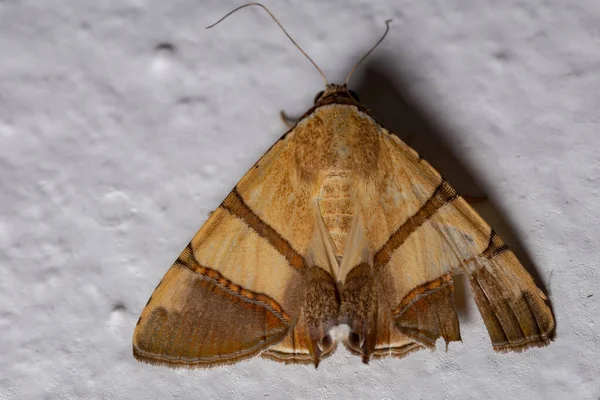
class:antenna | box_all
[344,19,392,86]
[206,3,328,85]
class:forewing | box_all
[133,131,339,368]
[341,124,554,360]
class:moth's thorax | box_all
[293,104,380,173]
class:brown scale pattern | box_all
[133,84,555,369]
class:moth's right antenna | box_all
[207,2,329,85]
[344,19,392,86]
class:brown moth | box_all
[133,3,554,368]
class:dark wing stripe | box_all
[374,180,458,268]
[220,188,306,272]
[391,273,453,317]
[177,243,291,324]
[481,230,509,260]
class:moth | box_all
[133,3,554,368]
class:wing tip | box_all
[343,339,425,362]
[132,348,209,369]
[132,345,260,370]
[260,351,316,366]
[492,333,554,353]
[468,262,556,354]
[260,342,337,367]
[134,345,328,369]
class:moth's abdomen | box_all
[317,171,354,258]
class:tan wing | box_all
[133,130,340,368]
[340,121,555,361]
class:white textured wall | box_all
[1,0,599,398]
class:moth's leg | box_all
[280,110,298,128]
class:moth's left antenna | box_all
[207,2,329,85]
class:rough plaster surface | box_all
[1,0,599,399]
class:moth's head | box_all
[313,84,360,106]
